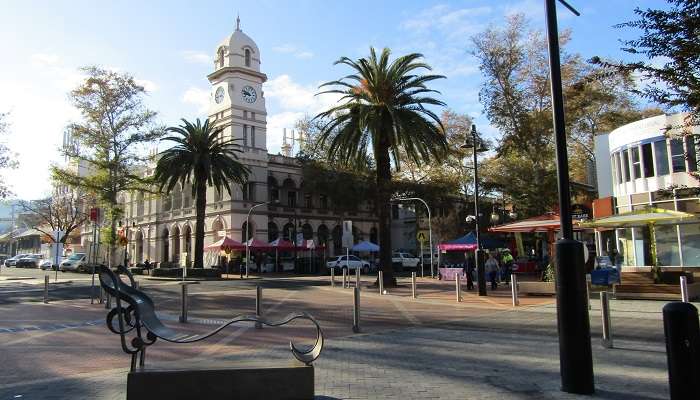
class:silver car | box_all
[59,253,88,272]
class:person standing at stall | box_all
[502,249,514,284]
[485,252,499,290]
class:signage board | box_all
[416,231,428,243]
[571,204,591,220]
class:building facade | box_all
[81,21,379,266]
[594,113,700,268]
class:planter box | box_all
[518,281,556,296]
[150,267,221,279]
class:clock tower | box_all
[207,17,267,155]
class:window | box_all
[218,47,225,68]
[670,139,686,172]
[304,193,312,208]
[244,49,251,67]
[243,125,248,146]
[319,194,328,209]
[686,135,698,172]
[251,126,256,148]
[614,153,623,184]
[287,191,296,207]
[654,140,669,176]
[631,147,641,179]
[243,110,248,119]
[243,183,255,201]
[251,112,256,120]
[270,187,279,202]
[642,143,654,177]
[622,149,631,182]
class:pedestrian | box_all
[143,259,151,273]
[502,249,514,284]
[465,253,475,290]
[485,253,499,290]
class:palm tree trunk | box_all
[194,181,207,268]
[376,142,395,287]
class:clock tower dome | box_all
[208,17,268,155]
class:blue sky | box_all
[0,0,667,199]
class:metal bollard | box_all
[255,285,263,329]
[356,267,361,290]
[44,275,49,304]
[681,276,689,302]
[378,271,384,295]
[179,284,188,323]
[352,287,360,333]
[511,274,519,307]
[663,302,700,399]
[455,274,462,302]
[411,272,417,299]
[330,267,335,287]
[342,268,347,288]
[600,291,613,348]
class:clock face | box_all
[241,85,257,103]
[214,87,225,104]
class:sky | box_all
[0,0,668,200]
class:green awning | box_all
[578,208,698,229]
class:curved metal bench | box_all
[98,265,323,371]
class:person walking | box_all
[502,249,514,284]
[465,253,475,290]
[485,252,499,290]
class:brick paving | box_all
[0,274,677,399]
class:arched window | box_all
[268,176,279,202]
[268,222,279,242]
[161,227,170,263]
[171,226,181,263]
[302,223,313,240]
[218,47,226,68]
[332,225,342,252]
[242,182,255,201]
[317,225,329,246]
[183,186,192,208]
[244,49,251,67]
[162,193,171,211]
[283,222,295,240]
[212,219,224,240]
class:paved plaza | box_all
[0,268,678,399]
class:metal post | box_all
[43,275,49,304]
[355,266,360,290]
[680,276,689,302]
[179,283,188,323]
[601,291,613,349]
[378,270,384,295]
[511,274,519,306]
[663,302,700,399]
[586,280,591,310]
[545,0,593,394]
[342,268,347,288]
[330,267,335,287]
[476,249,486,296]
[412,272,417,299]
[352,287,360,333]
[456,273,462,302]
[255,285,263,329]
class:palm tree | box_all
[315,47,448,286]
[154,119,249,268]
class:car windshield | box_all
[349,256,360,261]
[67,253,85,261]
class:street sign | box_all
[416,231,428,243]
[306,239,315,249]
[296,232,304,246]
[89,208,100,222]
[342,220,353,249]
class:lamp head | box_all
[460,124,488,152]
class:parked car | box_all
[40,257,63,271]
[392,252,421,269]
[326,255,371,274]
[4,254,30,267]
[59,253,88,272]
[16,254,43,268]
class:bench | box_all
[98,265,324,371]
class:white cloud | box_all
[181,50,210,64]
[135,79,158,92]
[181,87,210,114]
[30,53,60,67]
[272,44,314,59]
[401,5,492,39]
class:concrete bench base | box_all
[127,362,314,400]
[518,281,556,296]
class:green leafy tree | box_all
[52,67,164,266]
[154,119,249,268]
[315,48,448,285]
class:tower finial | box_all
[236,14,241,31]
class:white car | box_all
[326,255,371,274]
[392,252,421,269]
[59,253,89,272]
[40,258,63,271]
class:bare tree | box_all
[18,191,89,243]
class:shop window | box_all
[686,135,698,172]
[656,225,681,266]
[680,223,700,267]
[642,143,654,177]
[654,140,669,176]
[631,147,641,179]
[622,149,631,182]
[670,139,686,172]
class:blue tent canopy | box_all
[352,240,380,252]
[440,231,505,251]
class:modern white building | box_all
[594,113,700,269]
[79,20,379,266]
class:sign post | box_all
[52,230,64,283]
[417,231,427,277]
[342,221,354,284]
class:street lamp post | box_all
[544,0,594,394]
[393,197,434,278]
[245,201,276,278]
[462,124,488,296]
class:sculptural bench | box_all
[98,265,323,400]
